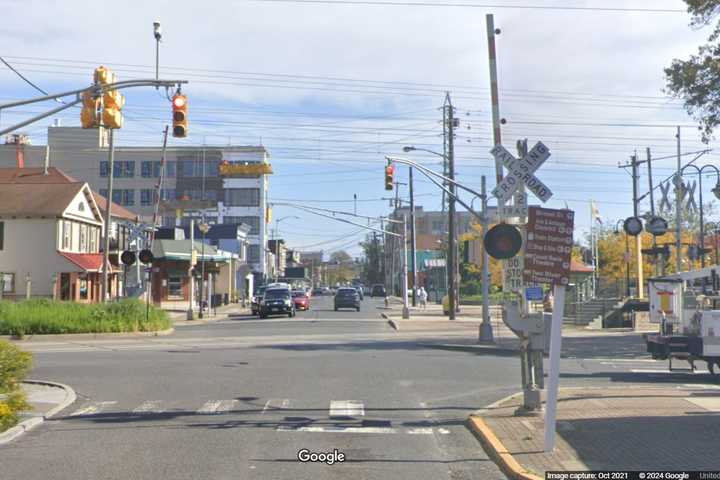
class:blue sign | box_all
[525,287,543,301]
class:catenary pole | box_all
[101,128,116,302]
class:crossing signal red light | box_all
[385,164,394,191]
[484,223,522,260]
[172,94,188,138]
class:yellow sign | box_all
[266,206,272,224]
[191,249,197,267]
[218,162,273,177]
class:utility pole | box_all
[101,129,116,302]
[187,219,195,320]
[479,175,493,342]
[631,154,644,299]
[676,126,682,273]
[409,167,418,307]
[402,214,410,319]
[445,92,457,320]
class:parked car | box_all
[292,290,310,311]
[312,287,324,296]
[251,285,266,315]
[334,287,361,312]
[259,287,295,318]
[370,284,386,297]
[356,285,364,300]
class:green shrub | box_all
[0,299,171,335]
[0,340,32,432]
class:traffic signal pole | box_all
[409,167,418,307]
[101,129,116,302]
[402,215,410,319]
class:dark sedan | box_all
[334,287,360,312]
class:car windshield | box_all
[338,289,356,296]
[292,291,306,298]
[265,289,289,300]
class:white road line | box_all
[197,400,223,414]
[329,400,364,417]
[677,384,720,390]
[262,398,290,414]
[631,369,710,374]
[132,400,164,414]
[69,401,117,417]
[277,426,447,435]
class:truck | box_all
[645,265,720,374]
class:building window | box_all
[122,161,135,178]
[123,189,134,206]
[225,188,260,206]
[247,245,260,263]
[62,221,72,250]
[79,275,88,300]
[141,161,153,178]
[166,161,176,177]
[0,222,3,250]
[79,224,88,252]
[0,273,14,293]
[431,220,444,234]
[100,161,134,178]
[141,189,154,206]
[168,276,183,299]
[100,161,108,177]
[161,189,176,201]
[224,216,259,234]
[89,226,98,252]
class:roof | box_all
[0,183,86,217]
[151,239,233,262]
[92,193,137,221]
[58,252,110,272]
[0,167,77,183]
[570,260,594,273]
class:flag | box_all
[590,200,602,224]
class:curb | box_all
[1,327,174,342]
[418,343,519,355]
[0,380,76,446]
[467,415,543,480]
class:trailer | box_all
[645,266,720,374]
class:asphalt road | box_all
[1,295,714,480]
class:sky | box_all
[0,0,716,259]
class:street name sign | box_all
[490,142,553,203]
[523,207,574,286]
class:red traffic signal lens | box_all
[172,95,186,109]
[484,223,522,260]
[385,165,394,175]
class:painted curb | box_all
[0,380,77,446]
[467,415,543,480]
[418,343,519,355]
[1,327,174,342]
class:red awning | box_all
[570,260,594,273]
[58,252,113,272]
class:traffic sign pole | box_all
[543,283,565,452]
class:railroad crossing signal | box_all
[172,93,188,138]
[490,141,553,203]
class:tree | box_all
[360,233,384,285]
[327,250,356,285]
[665,1,720,141]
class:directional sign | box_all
[523,207,574,286]
[490,142,553,203]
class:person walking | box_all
[419,286,428,310]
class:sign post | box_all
[522,206,574,453]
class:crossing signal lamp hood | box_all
[484,223,522,260]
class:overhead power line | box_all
[248,0,684,13]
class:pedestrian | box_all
[419,286,428,309]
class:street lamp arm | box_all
[385,155,486,201]
[404,146,446,159]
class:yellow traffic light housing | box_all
[94,66,115,86]
[80,91,100,129]
[102,89,124,129]
[385,164,394,191]
[172,94,188,138]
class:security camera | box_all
[153,21,162,41]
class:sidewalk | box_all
[168,302,251,325]
[469,385,720,478]
[0,380,76,445]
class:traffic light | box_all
[80,90,100,129]
[385,164,394,190]
[138,249,154,264]
[172,93,188,138]
[102,89,124,130]
[120,251,137,266]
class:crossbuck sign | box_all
[490,142,553,203]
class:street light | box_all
[403,146,446,159]
[197,221,210,319]
[615,219,631,298]
[274,216,300,281]
[153,21,162,84]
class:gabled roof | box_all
[0,183,87,217]
[0,167,136,221]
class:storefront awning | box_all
[58,252,115,272]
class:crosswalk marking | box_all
[197,400,237,414]
[132,400,164,414]
[262,398,290,414]
[69,401,117,417]
[631,369,710,374]
[329,400,364,417]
